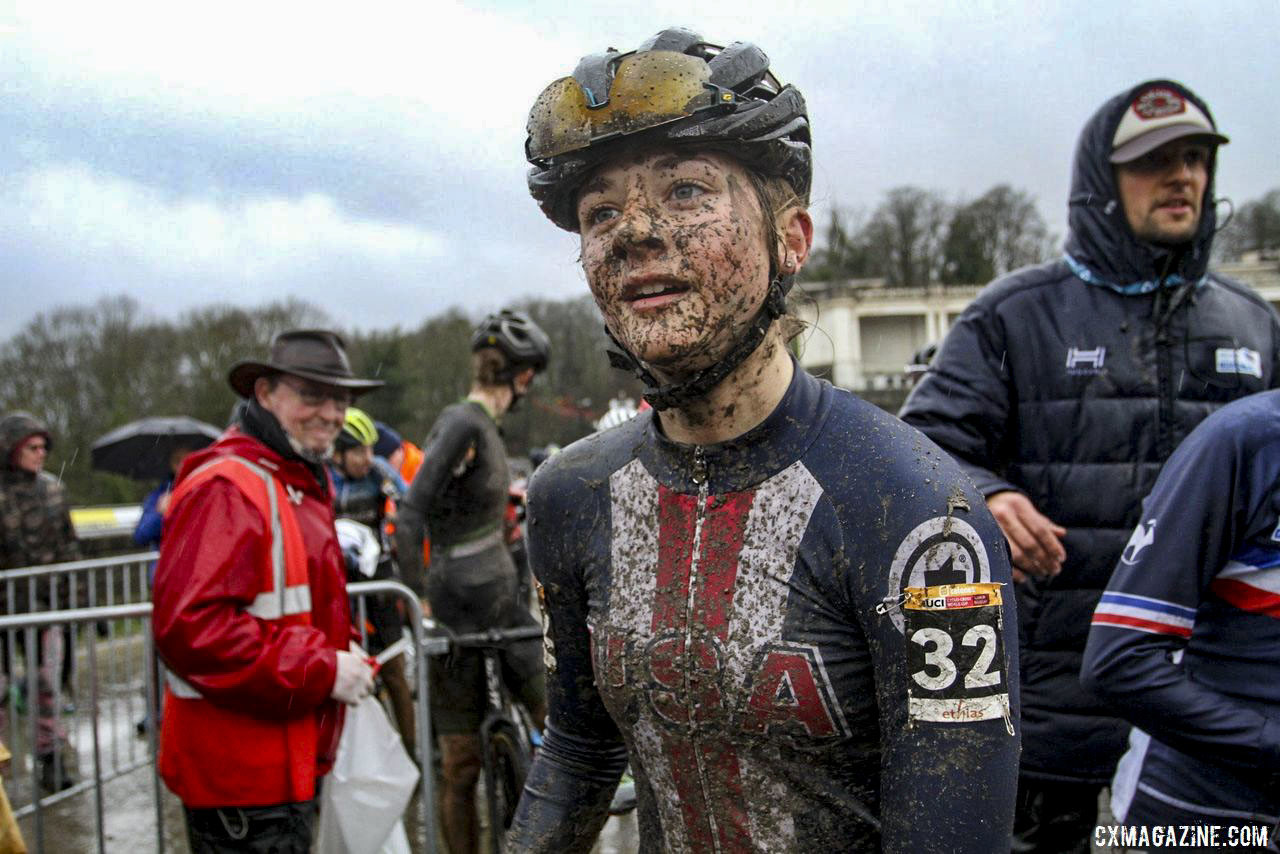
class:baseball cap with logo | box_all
[1110,83,1229,164]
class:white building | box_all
[795,258,1280,394]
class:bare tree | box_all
[801,206,878,282]
[941,184,1056,284]
[1215,188,1280,262]
[866,187,951,286]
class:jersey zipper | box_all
[683,445,722,850]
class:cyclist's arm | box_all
[508,464,627,853]
[1082,406,1280,770]
[864,486,1021,852]
[394,412,477,596]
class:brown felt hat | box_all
[227,329,384,399]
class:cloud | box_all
[0,162,449,320]
[14,161,443,268]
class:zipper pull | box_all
[691,447,708,487]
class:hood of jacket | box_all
[0,411,52,473]
[1064,79,1222,294]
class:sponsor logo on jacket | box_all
[1066,346,1106,376]
[1215,347,1262,379]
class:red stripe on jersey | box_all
[693,490,757,639]
[1092,613,1192,637]
[652,486,698,634]
[651,485,758,849]
[664,738,716,850]
[1210,577,1280,617]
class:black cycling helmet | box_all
[525,27,812,232]
[471,310,551,375]
[525,29,812,411]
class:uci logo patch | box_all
[1215,347,1262,379]
[1066,346,1106,376]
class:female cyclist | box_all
[395,310,550,854]
[511,28,1020,853]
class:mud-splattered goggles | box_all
[526,50,750,162]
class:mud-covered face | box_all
[576,149,773,374]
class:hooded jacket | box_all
[151,401,350,806]
[0,411,80,612]
[900,79,1280,783]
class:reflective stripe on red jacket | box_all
[154,431,348,808]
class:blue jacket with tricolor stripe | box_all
[510,366,1021,853]
[1082,389,1280,821]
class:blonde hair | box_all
[742,169,807,342]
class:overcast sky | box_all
[2,0,1276,339]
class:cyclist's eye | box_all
[671,183,705,202]
[586,205,620,227]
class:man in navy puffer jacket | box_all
[901,80,1280,852]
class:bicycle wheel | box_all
[481,718,532,852]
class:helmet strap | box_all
[605,274,792,412]
[506,377,524,413]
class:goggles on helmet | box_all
[526,50,768,163]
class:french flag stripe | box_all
[1217,561,1280,594]
[1098,592,1196,620]
[1227,546,1280,571]
[1210,578,1280,618]
[1091,613,1192,638]
[1093,599,1193,636]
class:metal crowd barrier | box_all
[0,553,436,853]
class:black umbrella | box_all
[91,416,222,480]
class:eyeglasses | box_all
[527,50,747,162]
[279,377,354,408]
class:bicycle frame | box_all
[422,622,542,854]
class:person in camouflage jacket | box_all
[0,410,81,791]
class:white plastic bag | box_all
[315,696,419,854]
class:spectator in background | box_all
[0,411,81,792]
[329,407,416,758]
[132,444,201,552]
[372,422,412,495]
[901,79,1280,852]
[375,420,426,569]
[152,330,379,852]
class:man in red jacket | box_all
[153,329,382,853]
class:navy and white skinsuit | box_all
[1083,390,1280,827]
[510,366,1021,853]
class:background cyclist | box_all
[328,406,416,759]
[394,310,550,854]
